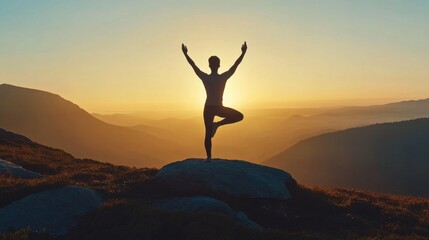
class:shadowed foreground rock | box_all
[155,158,295,200]
[0,186,104,236]
[153,196,262,229]
[0,159,44,179]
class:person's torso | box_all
[201,74,227,106]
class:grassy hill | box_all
[0,128,428,239]
[266,118,429,197]
[0,84,186,167]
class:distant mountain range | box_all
[0,84,185,167]
[94,97,429,163]
[265,118,429,197]
[319,99,429,119]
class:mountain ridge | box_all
[0,84,185,167]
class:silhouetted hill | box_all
[266,118,429,197]
[0,84,185,167]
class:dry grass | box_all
[287,186,429,238]
[0,138,157,208]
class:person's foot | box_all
[211,122,219,138]
[206,156,211,162]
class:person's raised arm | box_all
[182,43,206,79]
[222,41,247,80]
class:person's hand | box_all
[182,43,188,55]
[241,41,247,54]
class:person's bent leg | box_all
[203,106,215,159]
[215,106,244,127]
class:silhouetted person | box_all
[182,42,247,159]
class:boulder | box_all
[153,196,262,229]
[0,186,104,236]
[155,158,294,199]
[0,159,44,179]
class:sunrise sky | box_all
[1,0,429,113]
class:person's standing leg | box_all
[203,106,215,159]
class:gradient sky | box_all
[1,0,429,113]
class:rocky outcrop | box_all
[155,158,295,200]
[0,186,104,236]
[153,196,262,229]
[0,159,43,179]
[152,159,296,229]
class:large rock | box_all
[0,159,44,179]
[153,196,262,229]
[155,159,295,199]
[0,186,104,236]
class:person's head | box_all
[208,56,220,71]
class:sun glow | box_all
[1,1,429,113]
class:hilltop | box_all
[0,128,428,239]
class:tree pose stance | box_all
[182,42,247,159]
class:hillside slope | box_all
[266,118,429,197]
[0,84,185,167]
[0,128,156,208]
